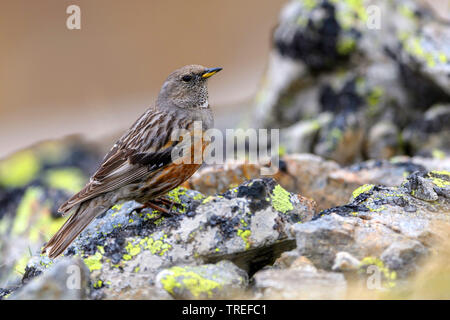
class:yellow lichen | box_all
[44,168,86,193]
[237,229,251,250]
[0,150,40,188]
[159,266,222,298]
[352,184,375,199]
[270,184,293,214]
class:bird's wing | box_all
[58,108,191,213]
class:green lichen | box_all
[431,149,445,160]
[403,35,445,68]
[337,37,356,55]
[14,254,30,275]
[84,251,103,272]
[270,184,293,214]
[159,266,222,298]
[12,187,41,235]
[93,280,103,289]
[352,184,375,199]
[0,150,40,188]
[167,187,185,204]
[367,86,383,107]
[237,229,251,250]
[202,196,215,204]
[427,171,450,188]
[125,241,141,257]
[44,168,86,193]
[360,256,397,289]
[111,203,124,212]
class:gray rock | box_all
[366,122,401,160]
[395,22,450,109]
[156,260,247,299]
[9,258,89,300]
[380,240,428,278]
[253,265,347,299]
[24,178,315,299]
[293,170,449,279]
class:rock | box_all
[293,170,449,279]
[332,251,361,272]
[283,154,345,210]
[394,22,450,109]
[403,104,450,158]
[253,0,450,164]
[156,260,247,299]
[22,178,315,299]
[186,154,448,212]
[366,122,401,160]
[280,114,331,154]
[253,264,346,299]
[184,159,296,196]
[253,0,424,130]
[9,258,89,300]
[380,239,428,278]
[0,138,101,286]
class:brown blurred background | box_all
[0,0,287,157]
[0,0,448,158]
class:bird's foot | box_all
[139,197,182,217]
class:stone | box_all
[293,170,449,279]
[253,266,346,300]
[156,260,248,299]
[9,258,89,300]
[18,178,315,299]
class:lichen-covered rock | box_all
[184,159,296,196]
[185,154,448,212]
[156,260,247,299]
[293,170,450,280]
[9,258,89,300]
[394,22,450,109]
[0,138,101,287]
[253,0,448,164]
[18,178,314,299]
[253,0,424,130]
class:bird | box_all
[42,65,222,258]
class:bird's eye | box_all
[182,75,193,82]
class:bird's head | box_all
[157,65,222,110]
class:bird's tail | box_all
[42,201,106,259]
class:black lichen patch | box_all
[0,187,25,220]
[397,62,450,111]
[403,171,428,193]
[314,204,369,220]
[274,1,353,71]
[236,179,271,212]
[22,265,43,284]
[320,78,365,114]
[407,111,450,134]
[0,287,17,300]
[207,214,242,241]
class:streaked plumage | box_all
[43,65,221,258]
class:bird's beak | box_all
[202,67,222,79]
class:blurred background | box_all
[0,0,449,299]
[0,0,288,157]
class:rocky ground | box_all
[0,139,448,299]
[0,0,449,300]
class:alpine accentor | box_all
[43,65,222,258]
